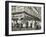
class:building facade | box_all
[12,11,41,31]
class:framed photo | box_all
[5,1,45,36]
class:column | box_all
[28,21,32,27]
[23,23,26,27]
[32,21,35,28]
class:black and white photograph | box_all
[5,1,45,36]
[12,6,41,31]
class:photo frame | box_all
[5,1,45,36]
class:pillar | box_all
[23,23,26,27]
[28,21,32,27]
[32,21,35,28]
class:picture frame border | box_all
[5,1,45,36]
